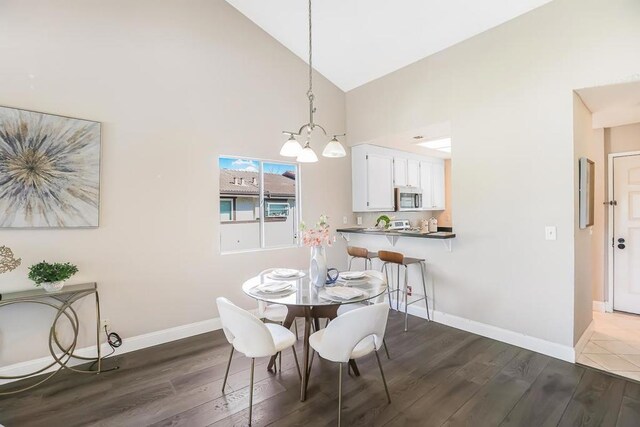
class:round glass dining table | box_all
[242,269,387,401]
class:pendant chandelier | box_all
[280,0,346,163]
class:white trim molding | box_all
[398,302,576,363]
[0,317,222,385]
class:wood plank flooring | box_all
[1,311,640,426]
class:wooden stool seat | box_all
[347,246,378,270]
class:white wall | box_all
[0,0,350,366]
[346,0,640,348]
[573,94,604,342]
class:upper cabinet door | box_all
[420,161,434,208]
[367,153,395,210]
[407,159,420,187]
[432,162,445,209]
[393,157,408,187]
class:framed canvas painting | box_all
[0,106,101,228]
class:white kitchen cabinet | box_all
[352,144,445,212]
[393,157,408,186]
[407,159,420,187]
[352,145,395,211]
[420,160,446,210]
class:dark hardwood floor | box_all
[2,311,639,426]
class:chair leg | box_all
[294,319,299,339]
[249,357,255,426]
[383,339,390,359]
[291,346,302,380]
[348,257,353,271]
[338,362,343,427]
[221,346,234,392]
[396,264,400,311]
[375,351,391,404]
[403,265,409,332]
[420,261,431,321]
[383,263,393,309]
[278,351,282,372]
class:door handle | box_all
[618,243,626,250]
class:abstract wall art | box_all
[0,106,101,228]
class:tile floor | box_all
[577,310,640,381]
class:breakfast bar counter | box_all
[336,227,456,239]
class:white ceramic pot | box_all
[42,281,65,293]
[309,246,327,287]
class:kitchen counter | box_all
[336,227,456,239]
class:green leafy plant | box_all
[28,261,78,286]
[375,215,392,228]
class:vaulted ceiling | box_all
[226,0,554,91]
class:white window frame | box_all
[219,155,301,255]
[266,202,291,218]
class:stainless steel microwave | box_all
[395,187,422,211]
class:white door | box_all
[394,157,408,186]
[367,153,395,210]
[613,155,640,314]
[407,160,420,187]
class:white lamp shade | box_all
[280,136,303,157]
[322,138,347,158]
[296,145,319,163]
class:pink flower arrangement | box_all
[300,214,334,247]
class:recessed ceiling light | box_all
[416,137,451,150]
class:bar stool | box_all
[347,246,379,270]
[378,250,430,332]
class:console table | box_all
[0,282,106,395]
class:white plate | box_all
[324,286,366,300]
[340,271,366,280]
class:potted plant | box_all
[28,261,79,292]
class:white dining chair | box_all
[335,270,390,359]
[309,303,391,426]
[216,297,301,426]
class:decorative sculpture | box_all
[0,245,21,274]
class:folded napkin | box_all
[340,271,366,280]
[325,286,365,300]
[271,268,300,278]
[256,281,295,293]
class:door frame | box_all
[606,150,640,312]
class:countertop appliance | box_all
[395,187,422,211]
[388,219,411,230]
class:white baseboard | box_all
[0,317,223,385]
[391,298,575,363]
[593,301,606,313]
[574,320,594,358]
[2,301,579,385]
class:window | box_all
[266,202,290,218]
[219,156,299,253]
[220,199,233,222]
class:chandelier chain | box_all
[307,0,313,99]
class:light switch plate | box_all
[343,216,348,224]
[545,226,557,241]
[356,216,363,225]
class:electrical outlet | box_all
[343,216,348,224]
[356,216,363,225]
[545,226,557,241]
[100,319,111,331]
